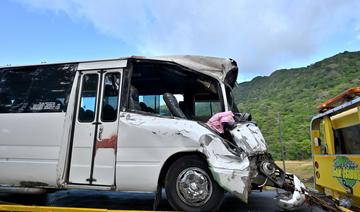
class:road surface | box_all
[0,189,323,211]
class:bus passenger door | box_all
[92,70,122,185]
[69,70,122,186]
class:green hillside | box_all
[234,51,360,160]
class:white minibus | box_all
[0,56,304,211]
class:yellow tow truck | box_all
[310,87,360,211]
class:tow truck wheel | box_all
[165,155,224,212]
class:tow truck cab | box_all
[311,87,360,211]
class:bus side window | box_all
[0,64,76,113]
[78,74,98,122]
[101,73,120,122]
[193,94,222,122]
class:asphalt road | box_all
[0,189,323,211]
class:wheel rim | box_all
[176,167,213,207]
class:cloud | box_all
[13,0,360,78]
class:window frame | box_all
[100,71,121,122]
[77,73,100,123]
[0,64,76,113]
[126,60,226,121]
[194,99,222,118]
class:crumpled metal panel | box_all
[145,55,237,83]
[198,134,254,203]
[230,123,267,156]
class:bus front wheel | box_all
[165,155,224,212]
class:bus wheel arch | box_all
[158,152,224,211]
[157,151,208,189]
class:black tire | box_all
[165,155,224,212]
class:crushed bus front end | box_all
[146,56,309,210]
[199,112,306,210]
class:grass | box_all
[274,160,314,188]
[275,160,314,180]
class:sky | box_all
[1,0,360,82]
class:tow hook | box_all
[256,156,306,210]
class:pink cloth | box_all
[206,111,235,133]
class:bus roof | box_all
[0,55,238,86]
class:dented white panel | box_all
[115,111,258,200]
[199,134,253,202]
[116,112,207,191]
[230,123,267,155]
[146,55,237,82]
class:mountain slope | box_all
[233,51,360,160]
